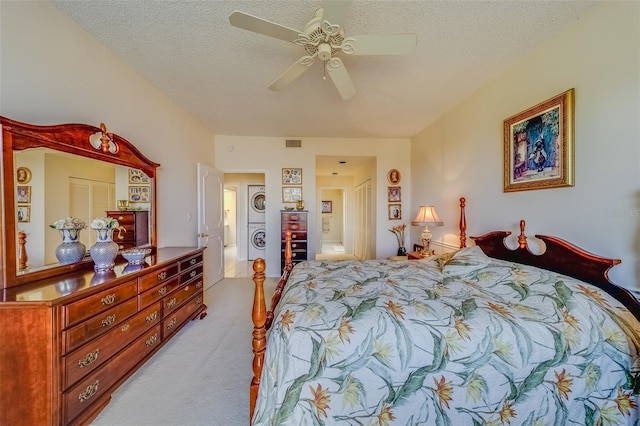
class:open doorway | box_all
[319,188,346,255]
[223,173,265,278]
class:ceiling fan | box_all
[229,0,417,100]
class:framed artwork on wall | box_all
[321,201,332,213]
[129,186,151,203]
[388,186,401,202]
[16,167,32,184]
[282,168,302,185]
[16,186,31,204]
[388,204,401,220]
[282,186,302,203]
[387,169,401,185]
[17,206,30,223]
[504,88,575,192]
[129,168,150,184]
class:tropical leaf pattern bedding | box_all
[252,247,640,425]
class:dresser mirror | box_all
[1,116,159,288]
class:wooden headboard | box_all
[462,199,640,321]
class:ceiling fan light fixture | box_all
[318,43,332,61]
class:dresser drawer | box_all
[180,253,203,270]
[281,213,307,222]
[162,291,205,338]
[108,212,135,224]
[63,325,162,425]
[282,222,307,232]
[63,280,137,327]
[162,277,203,316]
[281,230,307,241]
[282,241,307,251]
[139,277,180,309]
[63,302,161,388]
[138,262,179,292]
[180,264,203,284]
[63,298,138,353]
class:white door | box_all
[197,163,224,289]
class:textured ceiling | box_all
[52,0,598,140]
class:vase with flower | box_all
[89,217,123,272]
[50,217,87,264]
[389,223,407,256]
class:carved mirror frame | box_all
[0,116,159,288]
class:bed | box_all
[250,198,639,425]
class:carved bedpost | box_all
[250,258,266,423]
[284,228,293,271]
[17,231,28,270]
[518,220,528,249]
[459,197,467,248]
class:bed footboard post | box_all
[459,197,467,248]
[250,258,266,423]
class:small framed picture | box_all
[16,186,31,204]
[16,167,32,184]
[387,169,401,185]
[128,168,150,184]
[282,168,302,185]
[321,201,332,213]
[388,204,402,220]
[387,186,401,202]
[17,206,30,223]
[129,186,151,203]
[282,186,302,203]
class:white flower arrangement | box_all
[90,217,120,230]
[49,217,86,230]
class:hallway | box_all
[224,243,358,278]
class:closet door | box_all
[69,178,115,248]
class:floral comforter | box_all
[252,248,640,425]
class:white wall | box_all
[1,1,215,248]
[411,2,640,290]
[215,136,411,276]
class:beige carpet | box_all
[90,277,277,426]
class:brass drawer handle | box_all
[78,380,99,402]
[291,234,297,239]
[101,294,116,305]
[292,243,297,248]
[196,296,203,305]
[101,314,116,327]
[120,323,130,332]
[158,286,167,296]
[145,311,158,322]
[78,349,99,368]
[190,258,197,266]
[117,215,124,220]
[157,271,167,281]
[190,270,197,278]
[145,333,158,347]
[166,298,177,309]
[166,318,177,330]
[292,253,297,258]
[196,281,202,289]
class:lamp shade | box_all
[411,205,443,226]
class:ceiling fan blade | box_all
[326,58,356,100]
[321,0,352,28]
[344,34,417,55]
[269,55,316,91]
[229,11,301,43]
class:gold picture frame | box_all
[16,186,31,204]
[16,167,32,184]
[17,206,30,223]
[504,88,575,192]
[129,186,151,203]
[388,204,402,220]
[282,186,302,203]
[282,168,302,185]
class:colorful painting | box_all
[504,89,574,192]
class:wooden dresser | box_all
[280,211,308,272]
[106,210,150,250]
[0,247,207,426]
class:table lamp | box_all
[412,205,443,256]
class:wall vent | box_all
[285,139,302,148]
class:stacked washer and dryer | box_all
[248,185,266,260]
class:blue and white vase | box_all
[90,228,119,272]
[55,228,86,265]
